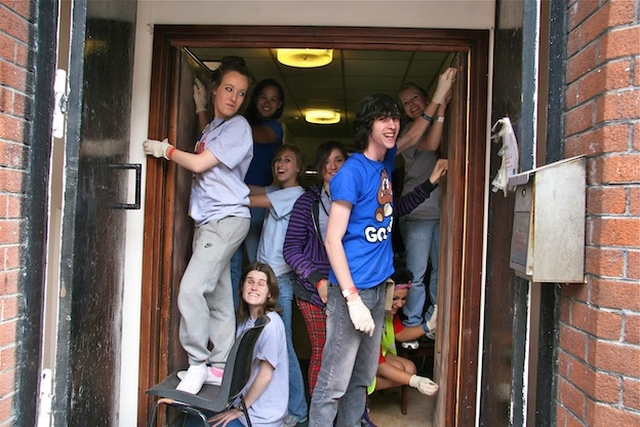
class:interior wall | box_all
[123,1,496,426]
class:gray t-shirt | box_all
[401,143,441,220]
[189,116,253,227]
[257,185,305,276]
[236,311,288,427]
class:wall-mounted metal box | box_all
[508,156,586,283]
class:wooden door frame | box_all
[138,25,488,426]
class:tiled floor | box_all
[369,387,435,426]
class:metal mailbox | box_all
[508,156,586,283]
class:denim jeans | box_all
[230,207,266,310]
[277,271,309,419]
[309,283,386,427]
[399,217,439,326]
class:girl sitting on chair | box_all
[210,262,289,427]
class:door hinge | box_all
[37,368,53,427]
[53,69,68,139]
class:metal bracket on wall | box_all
[108,163,142,210]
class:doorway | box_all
[139,25,488,427]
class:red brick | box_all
[556,405,568,427]
[6,195,21,218]
[630,187,640,216]
[0,8,29,44]
[626,313,640,345]
[570,124,629,156]
[588,337,640,377]
[14,41,27,68]
[5,246,20,270]
[567,43,598,84]
[566,81,581,110]
[0,320,16,347]
[566,101,596,136]
[0,169,23,192]
[12,91,25,117]
[589,155,640,185]
[0,60,27,91]
[560,323,589,359]
[589,216,640,246]
[558,349,572,378]
[0,114,24,143]
[591,277,640,310]
[0,220,19,245]
[600,26,640,62]
[0,270,19,294]
[0,347,15,372]
[580,60,632,102]
[628,250,640,280]
[568,27,582,57]
[566,411,586,427]
[571,357,621,402]
[572,300,623,339]
[587,186,627,215]
[12,0,31,19]
[587,399,640,427]
[596,90,640,122]
[0,141,24,168]
[561,282,590,304]
[623,377,640,411]
[0,369,14,397]
[0,395,13,424]
[585,246,624,277]
[1,296,18,320]
[0,33,15,63]
[568,0,601,31]
[580,4,612,48]
[558,376,587,419]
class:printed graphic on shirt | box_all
[374,169,394,222]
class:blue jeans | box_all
[277,271,309,419]
[399,217,439,327]
[230,207,266,310]
[309,283,386,427]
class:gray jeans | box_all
[178,216,250,366]
[309,283,386,427]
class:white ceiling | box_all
[188,47,456,142]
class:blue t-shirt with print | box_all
[244,119,284,186]
[328,146,397,289]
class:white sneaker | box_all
[401,340,419,350]
[175,363,207,394]
[177,365,224,387]
[426,305,438,339]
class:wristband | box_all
[420,112,433,122]
[166,146,176,160]
[436,116,445,123]
[341,287,358,298]
[316,279,327,290]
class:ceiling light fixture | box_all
[277,49,333,68]
[305,110,341,125]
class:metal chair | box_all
[146,315,270,427]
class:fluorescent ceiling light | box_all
[277,49,333,68]
[305,110,341,125]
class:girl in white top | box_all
[142,56,254,395]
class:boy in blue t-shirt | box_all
[309,73,452,425]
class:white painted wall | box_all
[121,1,495,425]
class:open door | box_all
[139,26,488,427]
[139,47,211,424]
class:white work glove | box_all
[431,68,457,104]
[193,78,208,113]
[409,375,439,396]
[142,138,172,160]
[346,296,375,336]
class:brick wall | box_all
[0,0,31,424]
[559,0,640,426]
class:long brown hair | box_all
[237,262,280,322]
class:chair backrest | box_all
[225,315,270,403]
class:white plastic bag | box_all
[490,117,519,195]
